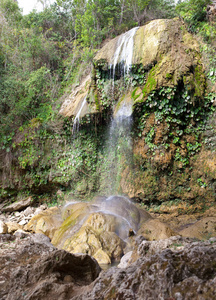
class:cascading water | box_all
[56,28,149,265]
[72,96,87,134]
[111,27,139,79]
[100,27,138,195]
[101,102,133,195]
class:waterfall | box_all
[72,96,87,134]
[111,27,139,79]
[100,27,138,195]
[102,27,139,194]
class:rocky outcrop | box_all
[94,18,205,100]
[1,196,33,212]
[74,237,216,300]
[0,233,101,300]
[59,75,94,117]
[60,18,205,123]
[52,197,152,265]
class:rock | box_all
[53,211,126,265]
[0,233,15,243]
[26,206,63,239]
[14,229,29,238]
[179,216,216,240]
[23,206,35,217]
[2,196,33,213]
[93,248,111,265]
[138,218,177,241]
[118,251,133,268]
[0,214,7,222]
[59,75,96,118]
[18,219,27,226]
[94,19,204,98]
[207,2,216,23]
[0,234,101,300]
[6,221,22,234]
[34,204,48,215]
[75,238,216,299]
[0,221,7,234]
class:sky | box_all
[17,0,56,15]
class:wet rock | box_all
[74,238,216,300]
[2,196,33,213]
[0,221,7,234]
[26,206,63,239]
[0,234,101,300]
[53,211,126,265]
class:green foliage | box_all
[176,0,216,46]
[176,0,211,32]
[134,84,213,169]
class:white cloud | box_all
[17,0,56,15]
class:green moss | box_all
[142,66,157,99]
[194,63,206,98]
[166,73,173,79]
[94,92,100,111]
[52,214,77,246]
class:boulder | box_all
[179,216,216,240]
[0,234,101,300]
[138,218,177,241]
[61,221,125,264]
[75,238,216,299]
[2,196,33,213]
[26,206,63,239]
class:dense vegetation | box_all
[0,0,215,205]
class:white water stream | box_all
[100,27,138,194]
[72,96,87,134]
[111,27,139,79]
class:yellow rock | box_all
[6,222,22,234]
[26,207,62,239]
[93,248,111,265]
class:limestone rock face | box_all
[26,207,63,239]
[0,234,101,300]
[94,18,204,98]
[59,75,97,118]
[75,238,216,300]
